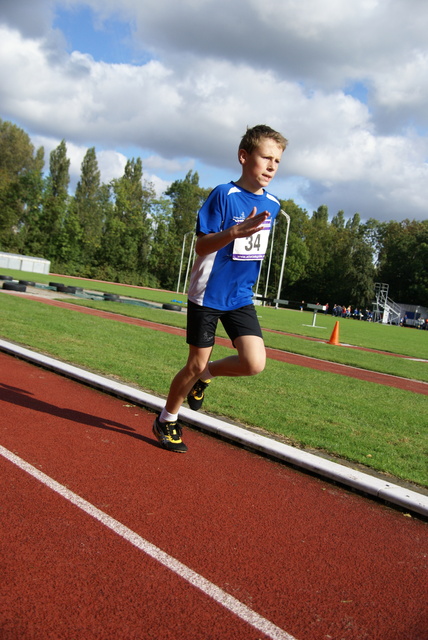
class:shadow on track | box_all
[0,382,156,447]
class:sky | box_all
[0,0,427,223]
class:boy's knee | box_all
[185,353,211,379]
[243,355,266,376]
[250,362,265,376]
[187,362,208,379]
[235,336,266,375]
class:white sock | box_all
[159,408,178,423]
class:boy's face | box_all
[238,138,283,193]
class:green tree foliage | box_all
[99,158,155,283]
[376,220,428,306]
[283,206,376,308]
[295,205,333,303]
[16,146,46,256]
[74,147,103,267]
[0,119,36,191]
[165,170,211,240]
[161,170,211,289]
[41,140,71,262]
[0,120,44,251]
[147,197,178,290]
[344,216,376,307]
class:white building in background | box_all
[0,252,50,275]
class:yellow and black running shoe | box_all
[187,379,211,411]
[152,417,188,453]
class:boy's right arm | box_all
[195,207,270,256]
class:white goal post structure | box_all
[177,209,291,303]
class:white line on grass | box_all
[1,445,298,640]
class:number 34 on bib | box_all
[232,219,271,261]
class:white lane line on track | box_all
[1,445,298,640]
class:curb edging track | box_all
[1,338,427,519]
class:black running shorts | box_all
[186,300,263,348]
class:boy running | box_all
[153,124,288,452]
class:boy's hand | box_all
[234,207,269,238]
[196,208,270,256]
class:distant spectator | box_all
[400,314,408,327]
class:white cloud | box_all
[1,0,427,223]
[0,0,54,37]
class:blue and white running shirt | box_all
[187,182,281,311]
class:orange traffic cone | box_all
[328,321,340,345]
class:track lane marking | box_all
[1,445,298,640]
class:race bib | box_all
[232,220,271,261]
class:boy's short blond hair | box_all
[239,124,288,154]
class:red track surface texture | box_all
[1,351,427,640]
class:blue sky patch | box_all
[53,5,143,64]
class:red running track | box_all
[1,351,427,640]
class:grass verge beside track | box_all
[1,292,427,488]
[63,298,428,382]
[2,268,427,356]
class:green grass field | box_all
[1,269,427,488]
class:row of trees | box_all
[1,118,427,308]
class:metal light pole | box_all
[177,231,193,293]
[182,233,196,294]
[275,210,290,309]
[263,218,276,305]
[254,209,290,306]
